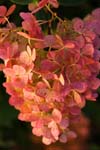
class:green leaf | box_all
[59,0,88,6]
[9,0,38,5]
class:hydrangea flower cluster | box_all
[0,1,100,145]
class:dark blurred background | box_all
[0,0,100,149]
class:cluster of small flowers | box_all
[45,114,90,150]
[0,1,100,145]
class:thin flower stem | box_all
[4,17,13,28]
[45,4,63,23]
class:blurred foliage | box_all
[0,0,100,149]
[8,0,89,6]
[9,0,37,5]
[0,71,18,127]
[59,0,88,6]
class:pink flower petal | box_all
[32,127,43,136]
[60,118,69,129]
[59,133,67,143]
[0,6,7,16]
[67,131,77,139]
[49,0,59,8]
[42,137,52,145]
[72,82,87,93]
[83,44,94,56]
[6,4,16,16]
[32,0,48,14]
[52,108,62,123]
[51,125,59,140]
